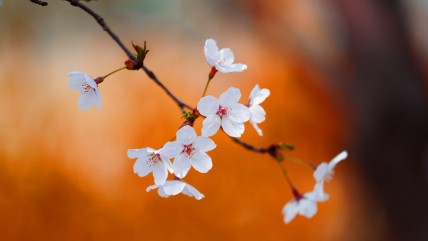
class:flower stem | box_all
[286,154,317,170]
[64,0,193,114]
[202,78,212,97]
[103,66,127,79]
[202,67,217,97]
[277,161,297,193]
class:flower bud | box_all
[125,59,139,70]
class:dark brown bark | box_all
[335,0,428,240]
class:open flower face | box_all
[68,71,102,110]
[282,190,318,224]
[204,39,247,73]
[146,180,205,200]
[128,142,179,185]
[248,85,270,136]
[197,87,251,137]
[313,151,348,183]
[171,126,216,178]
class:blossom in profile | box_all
[128,142,179,185]
[146,180,204,200]
[171,126,216,178]
[197,87,251,137]
[204,38,247,74]
[68,71,102,110]
[313,151,348,183]
[282,189,319,224]
[248,85,270,136]
[312,182,329,202]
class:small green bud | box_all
[278,143,295,151]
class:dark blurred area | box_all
[0,0,427,240]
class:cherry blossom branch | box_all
[230,137,270,153]
[29,0,48,6]
[65,0,137,63]
[61,0,192,113]
[141,65,193,113]
[230,137,294,161]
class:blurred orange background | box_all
[1,1,427,241]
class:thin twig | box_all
[66,0,137,63]
[141,65,193,114]
[64,0,193,113]
[29,0,48,6]
[230,137,269,153]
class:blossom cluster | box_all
[67,38,347,224]
[282,151,348,223]
[125,39,270,198]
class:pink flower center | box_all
[215,55,225,65]
[292,189,304,201]
[182,144,194,156]
[216,105,229,117]
[147,153,161,167]
[80,83,93,94]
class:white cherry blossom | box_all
[248,85,270,136]
[282,189,319,224]
[127,142,179,185]
[197,87,251,137]
[146,180,204,200]
[204,38,247,73]
[68,71,102,110]
[313,151,348,183]
[312,182,329,202]
[170,126,216,178]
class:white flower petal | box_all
[160,141,181,159]
[83,74,98,89]
[146,184,159,192]
[329,151,348,170]
[197,96,219,116]
[133,158,153,177]
[249,85,260,101]
[152,163,168,185]
[249,104,266,123]
[201,115,221,137]
[78,90,98,110]
[219,87,241,107]
[313,182,329,202]
[229,103,251,123]
[204,39,218,67]
[282,201,299,224]
[190,151,213,173]
[218,63,247,73]
[250,88,270,106]
[250,120,263,136]
[313,163,328,182]
[162,180,186,195]
[95,87,102,110]
[219,48,235,65]
[172,154,192,178]
[127,148,150,159]
[176,125,197,145]
[193,136,216,152]
[222,118,245,137]
[68,72,85,90]
[182,184,205,200]
[157,187,169,198]
[298,199,318,218]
